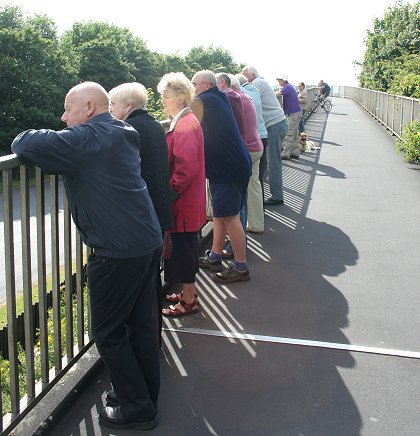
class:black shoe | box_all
[105,389,119,407]
[264,198,284,206]
[290,154,300,159]
[199,250,223,272]
[99,406,158,430]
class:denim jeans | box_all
[266,119,288,201]
[299,110,306,133]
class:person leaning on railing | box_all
[109,82,173,347]
[298,82,310,133]
[157,72,207,317]
[11,82,162,431]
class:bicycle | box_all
[311,93,332,113]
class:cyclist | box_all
[318,80,331,106]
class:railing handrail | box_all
[0,154,21,171]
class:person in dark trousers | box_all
[12,81,162,431]
[109,82,173,347]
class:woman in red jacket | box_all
[157,72,206,317]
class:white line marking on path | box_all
[163,327,420,360]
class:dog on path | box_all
[299,132,320,153]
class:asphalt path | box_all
[20,97,420,435]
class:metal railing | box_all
[336,86,420,138]
[1,155,92,435]
[1,149,212,435]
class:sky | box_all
[2,0,414,87]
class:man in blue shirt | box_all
[12,82,162,431]
[276,74,302,159]
[191,70,252,283]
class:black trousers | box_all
[88,246,162,420]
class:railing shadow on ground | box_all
[48,106,363,435]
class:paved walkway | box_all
[48,97,420,436]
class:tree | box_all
[358,1,420,97]
[0,5,78,155]
[61,21,156,91]
[185,45,243,75]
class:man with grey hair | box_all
[12,81,162,431]
[242,66,288,206]
[236,73,268,211]
[191,70,252,283]
[229,74,264,234]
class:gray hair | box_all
[228,74,241,90]
[194,70,217,86]
[109,82,148,110]
[157,72,195,106]
[243,66,259,76]
[215,72,231,88]
[235,73,248,85]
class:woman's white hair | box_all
[109,82,148,110]
[157,72,195,106]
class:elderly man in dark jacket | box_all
[12,81,162,431]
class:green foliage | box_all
[146,88,166,122]
[387,54,420,98]
[0,5,244,156]
[185,45,243,75]
[61,21,155,91]
[0,5,78,155]
[0,284,89,416]
[358,1,420,97]
[396,120,420,163]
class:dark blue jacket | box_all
[11,112,162,258]
[196,86,251,183]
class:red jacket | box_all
[166,110,206,233]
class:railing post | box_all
[36,168,49,385]
[3,169,19,417]
[64,195,74,360]
[50,175,62,372]
[20,165,35,401]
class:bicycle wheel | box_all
[311,99,319,112]
[323,100,332,112]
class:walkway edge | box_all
[11,345,103,436]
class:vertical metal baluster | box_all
[86,246,93,341]
[20,165,35,400]
[0,368,2,433]
[36,168,48,385]
[50,175,62,371]
[3,169,19,416]
[76,233,84,348]
[63,195,73,360]
[392,96,396,134]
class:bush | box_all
[396,120,420,164]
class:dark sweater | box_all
[126,109,172,232]
[11,112,162,258]
[194,86,251,183]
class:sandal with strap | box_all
[162,299,199,317]
[165,293,198,304]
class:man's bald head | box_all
[61,82,110,127]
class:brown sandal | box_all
[162,299,199,317]
[165,293,198,304]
